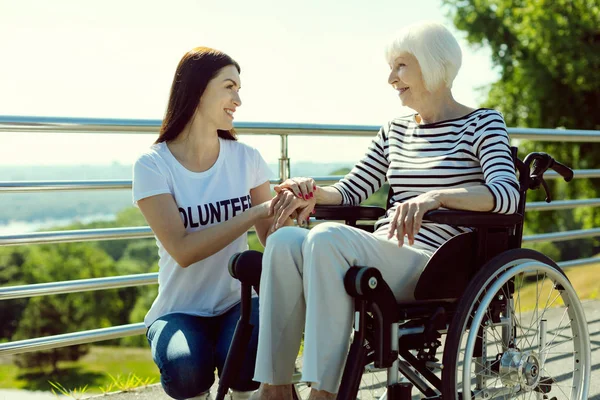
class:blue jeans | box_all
[146,298,260,399]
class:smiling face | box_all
[387,52,428,109]
[196,64,242,131]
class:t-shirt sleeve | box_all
[132,153,171,205]
[473,110,520,214]
[332,123,390,205]
[252,148,273,188]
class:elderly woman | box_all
[252,21,520,400]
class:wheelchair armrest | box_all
[423,210,523,228]
[314,205,386,221]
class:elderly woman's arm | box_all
[432,186,495,211]
[387,186,493,247]
[269,124,389,227]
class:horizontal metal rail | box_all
[1,255,597,357]
[2,216,600,246]
[0,177,344,193]
[544,169,600,179]
[0,227,154,246]
[522,227,600,244]
[525,198,600,211]
[0,180,134,192]
[1,181,599,213]
[2,115,600,141]
[558,257,600,268]
[0,230,597,300]
[0,323,146,356]
[0,273,158,301]
[1,170,599,194]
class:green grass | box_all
[0,345,159,393]
[512,262,600,312]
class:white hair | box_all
[385,21,462,92]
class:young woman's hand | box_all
[252,198,276,220]
[269,189,316,232]
[274,177,317,201]
[387,192,442,247]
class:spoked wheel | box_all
[442,249,591,399]
[293,356,387,399]
[359,362,388,399]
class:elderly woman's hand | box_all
[275,177,317,201]
[269,188,316,232]
[388,192,442,247]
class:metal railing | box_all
[1,115,599,357]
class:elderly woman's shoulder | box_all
[476,108,505,119]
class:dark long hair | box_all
[156,47,241,144]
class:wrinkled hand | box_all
[275,177,317,201]
[388,192,442,247]
[269,188,316,232]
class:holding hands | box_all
[266,178,445,248]
[269,177,318,232]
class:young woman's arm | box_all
[250,181,277,246]
[138,193,271,268]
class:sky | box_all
[0,0,499,167]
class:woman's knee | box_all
[303,222,351,254]
[159,355,215,399]
[147,314,216,399]
[263,227,306,271]
[265,226,306,252]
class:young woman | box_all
[252,22,520,400]
[133,47,274,400]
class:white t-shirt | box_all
[132,138,272,327]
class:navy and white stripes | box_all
[333,108,520,252]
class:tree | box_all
[113,243,159,330]
[0,247,30,341]
[12,243,123,372]
[443,0,600,260]
[121,274,158,348]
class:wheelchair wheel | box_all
[441,249,591,399]
[292,354,387,399]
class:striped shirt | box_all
[333,108,520,253]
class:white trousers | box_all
[253,222,432,393]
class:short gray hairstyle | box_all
[385,21,462,92]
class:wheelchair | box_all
[216,148,591,400]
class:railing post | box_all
[279,134,290,182]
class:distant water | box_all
[0,214,116,235]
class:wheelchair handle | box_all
[525,152,574,182]
[523,152,574,203]
[551,159,574,182]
